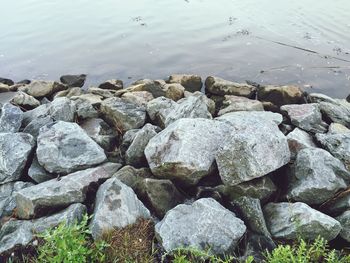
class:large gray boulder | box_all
[205,76,256,98]
[319,101,350,128]
[90,178,150,240]
[287,128,316,159]
[336,211,350,242]
[287,148,349,205]
[0,133,35,184]
[215,112,290,185]
[0,103,23,133]
[281,104,328,133]
[15,163,120,219]
[125,124,159,167]
[317,132,350,171]
[263,202,341,241]
[37,121,107,174]
[145,118,230,185]
[100,97,146,132]
[155,198,246,254]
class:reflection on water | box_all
[0,0,349,97]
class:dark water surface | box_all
[1,0,350,97]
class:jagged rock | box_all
[232,196,271,237]
[71,93,103,106]
[0,182,34,222]
[0,133,35,184]
[88,87,117,99]
[114,165,154,190]
[257,85,305,106]
[162,83,185,101]
[28,157,54,183]
[23,115,54,139]
[53,87,83,99]
[205,76,256,98]
[10,91,40,110]
[80,118,118,151]
[336,211,350,242]
[155,198,246,254]
[281,104,328,133]
[307,93,337,104]
[328,123,350,134]
[121,91,154,107]
[0,84,11,93]
[216,176,277,201]
[287,148,349,205]
[15,163,120,219]
[138,178,185,218]
[98,79,123,90]
[145,118,230,185]
[120,129,140,156]
[37,121,107,174]
[73,97,99,120]
[184,91,216,115]
[167,74,202,92]
[147,93,212,128]
[217,110,283,125]
[123,79,167,98]
[287,128,316,159]
[90,178,150,239]
[239,233,276,263]
[263,202,341,241]
[215,112,290,186]
[218,95,264,116]
[0,78,14,86]
[317,132,350,171]
[100,97,146,132]
[0,103,23,133]
[319,101,350,128]
[19,80,67,98]
[60,74,86,87]
[125,124,159,167]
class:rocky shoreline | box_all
[0,74,350,261]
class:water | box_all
[1,0,349,98]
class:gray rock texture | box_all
[218,95,264,116]
[155,198,246,254]
[205,76,256,98]
[287,128,316,159]
[19,80,67,98]
[168,74,202,92]
[319,101,350,128]
[0,103,23,133]
[257,85,305,106]
[10,91,40,109]
[336,211,350,242]
[28,157,54,183]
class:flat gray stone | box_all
[0,103,23,133]
[90,178,150,240]
[155,198,246,254]
[37,121,107,174]
[15,163,120,219]
[264,202,341,241]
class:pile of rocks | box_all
[0,74,350,260]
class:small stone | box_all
[205,76,256,98]
[168,74,202,92]
[98,79,123,90]
[257,85,305,106]
[162,83,185,101]
[0,78,14,86]
[11,91,40,109]
[0,103,23,133]
[121,91,154,107]
[155,198,246,254]
[60,74,86,87]
[218,95,264,116]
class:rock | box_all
[124,79,167,98]
[80,118,118,151]
[0,103,23,133]
[28,156,54,183]
[307,93,337,104]
[316,132,350,171]
[168,74,202,92]
[114,165,154,190]
[287,148,349,205]
[217,110,283,125]
[162,83,185,101]
[23,116,54,139]
[60,74,86,87]
[232,196,271,237]
[319,101,350,128]
[100,97,146,132]
[155,198,246,254]
[205,76,256,98]
[37,121,107,174]
[120,129,140,155]
[0,133,35,184]
[53,87,83,99]
[328,123,350,134]
[19,80,67,98]
[336,211,350,242]
[71,93,103,106]
[10,91,40,110]
[0,84,11,93]
[145,118,230,185]
[281,104,328,133]
[218,95,264,116]
[263,202,341,241]
[216,176,277,201]
[239,233,276,263]
[138,178,185,218]
[287,128,316,159]
[0,182,34,222]
[125,124,159,167]
[215,112,290,186]
[0,92,18,105]
[347,94,350,102]
[73,97,99,120]
[257,85,305,106]
[0,78,14,86]
[22,104,50,126]
[15,163,120,219]
[147,93,212,128]
[98,79,123,90]
[32,203,86,233]
[87,87,117,99]
[185,91,216,115]
[121,91,154,107]
[90,178,150,240]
